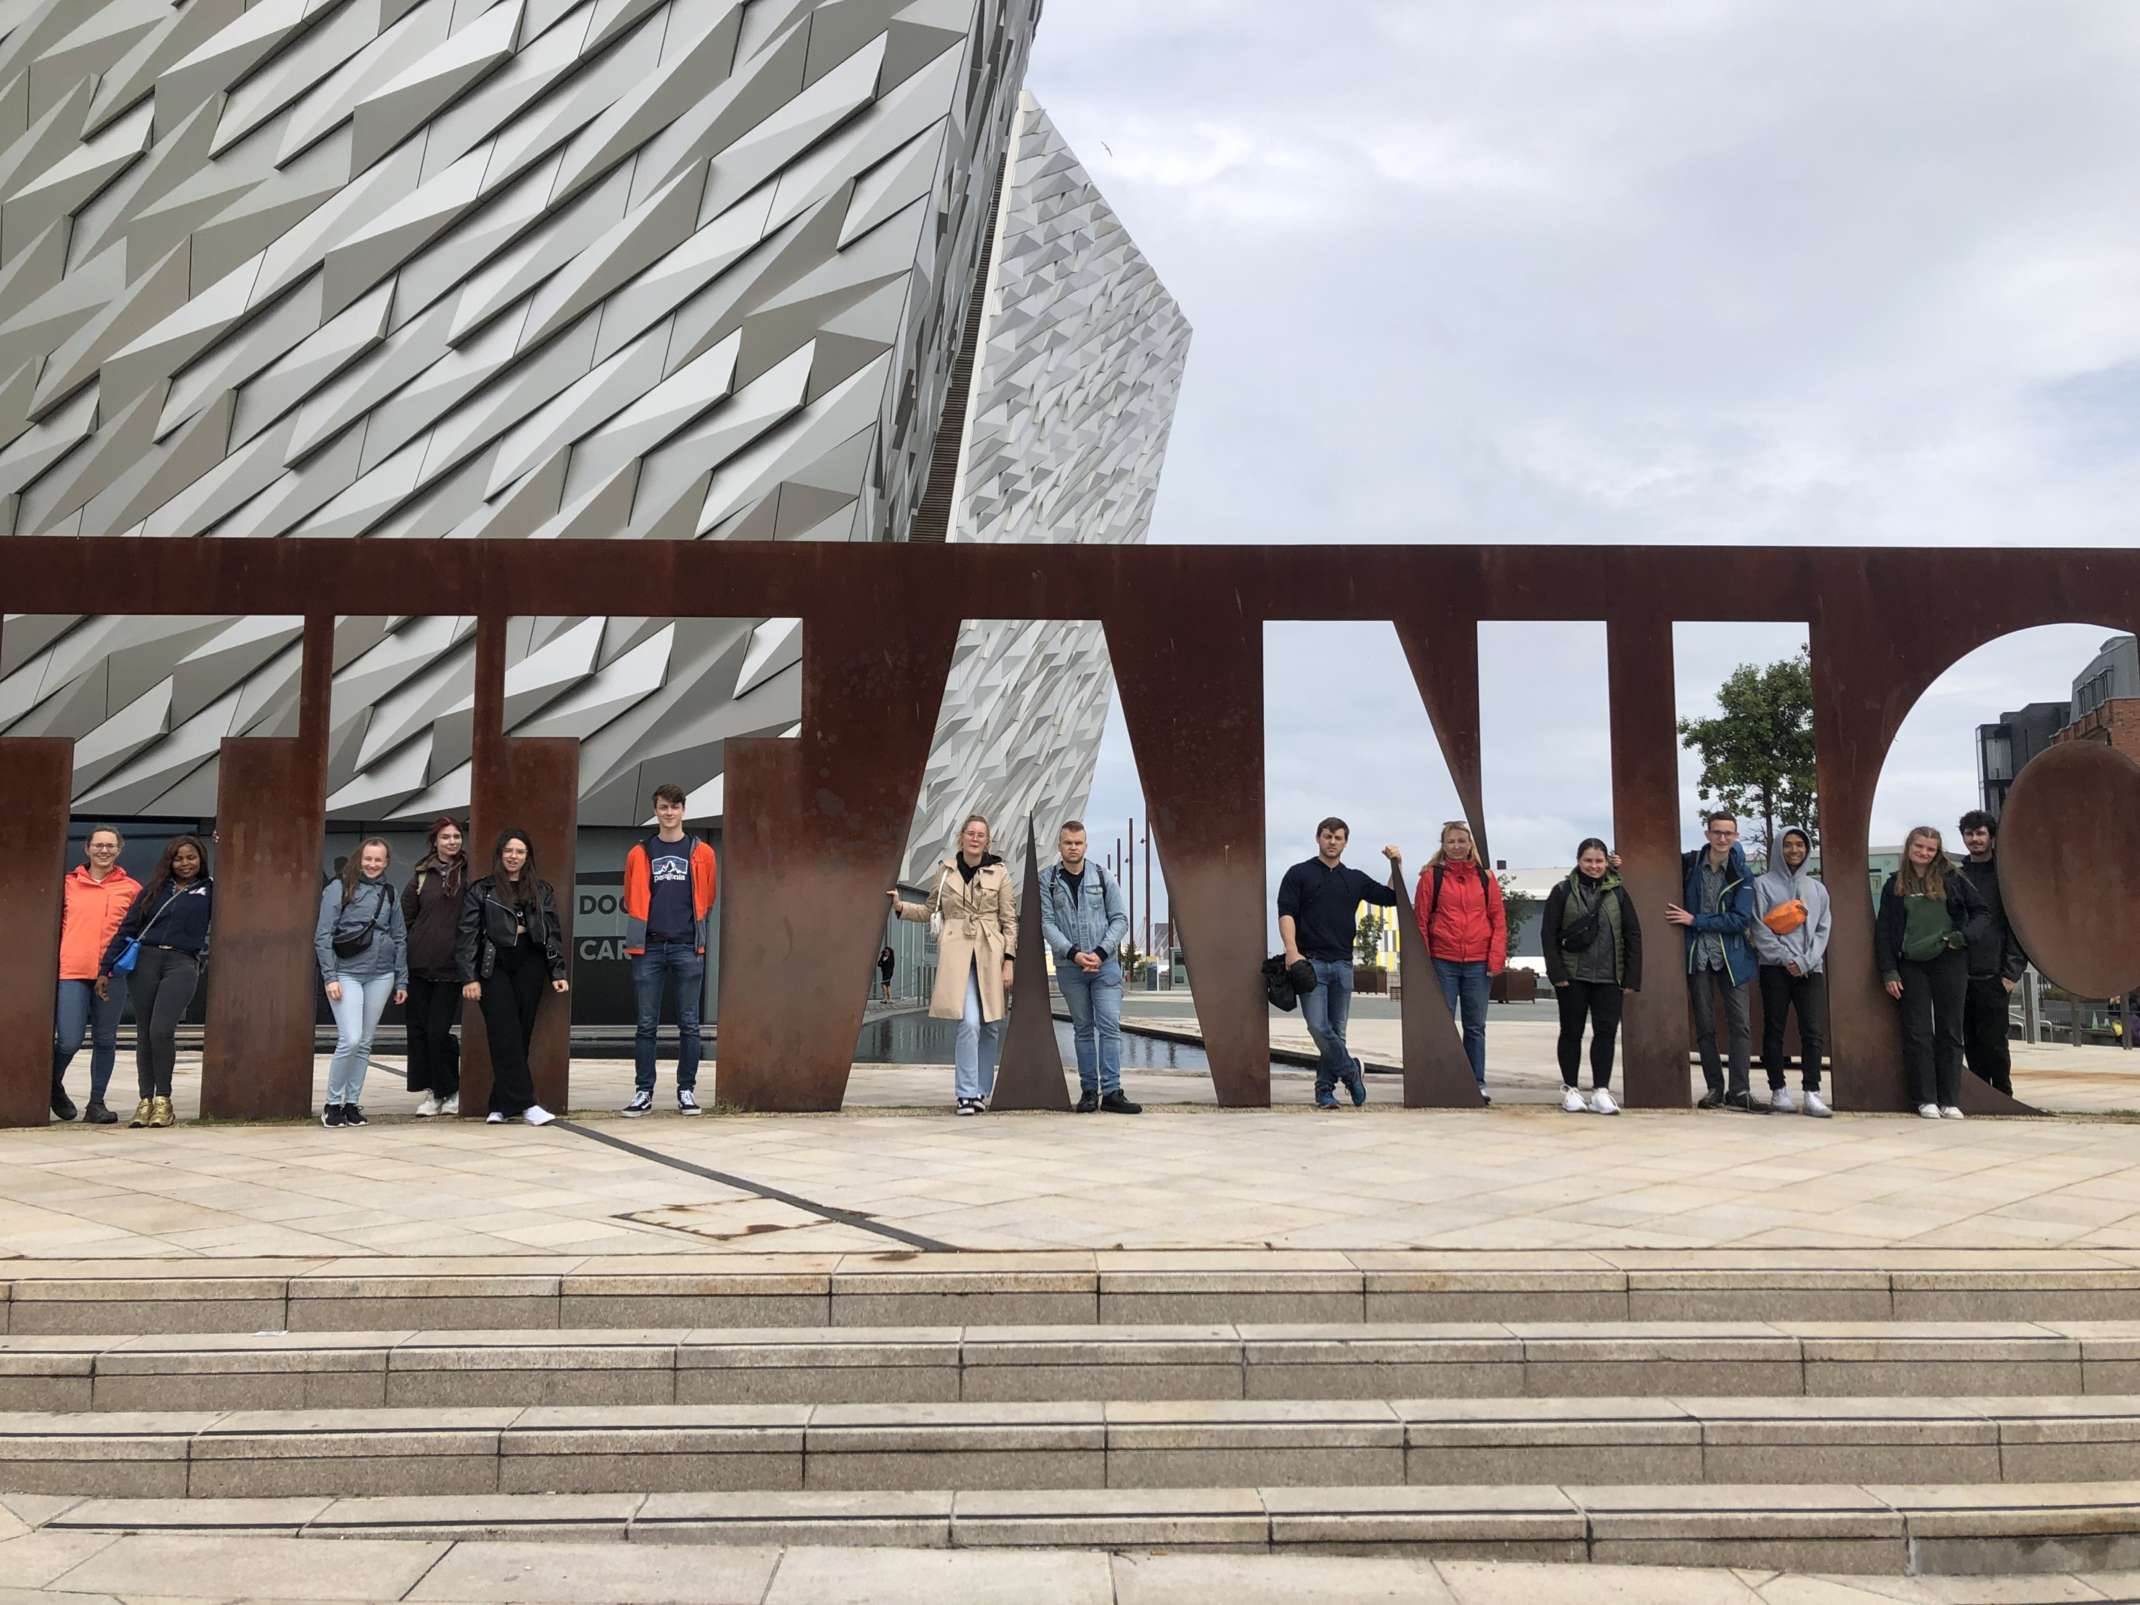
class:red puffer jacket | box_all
[1413,859,1507,972]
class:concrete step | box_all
[4,1320,2132,1412]
[8,1395,2140,1499]
[13,1257,2140,1334]
[24,1481,2140,1577]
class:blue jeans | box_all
[1433,958,1491,1086]
[1058,957,1123,1096]
[325,972,397,1105]
[1301,958,1357,1103]
[52,977,125,1102]
[633,943,705,1092]
[956,967,1002,1102]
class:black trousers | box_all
[1555,979,1623,1089]
[1758,965,1826,1092]
[404,975,462,1098]
[130,947,200,1100]
[1898,948,1968,1108]
[1690,966,1752,1094]
[480,941,546,1117]
[1963,975,2013,1095]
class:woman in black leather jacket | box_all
[456,828,569,1126]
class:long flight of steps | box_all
[6,1254,2140,1582]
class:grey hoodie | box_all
[1750,835,1831,974]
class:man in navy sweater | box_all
[1278,817,1402,1109]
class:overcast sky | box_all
[1024,1,2139,926]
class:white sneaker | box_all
[677,1089,702,1117]
[1916,1103,1941,1120]
[1940,1105,1965,1121]
[523,1104,556,1127]
[414,1097,441,1118]
[485,1111,505,1124]
[1769,1087,1797,1115]
[440,1094,459,1116]
[1561,1087,1587,1113]
[1804,1091,1831,1118]
[1589,1088,1619,1116]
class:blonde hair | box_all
[1898,826,1948,898]
[957,813,992,851]
[1429,821,1478,868]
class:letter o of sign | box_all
[1999,741,2140,1000]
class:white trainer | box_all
[1561,1087,1586,1113]
[485,1112,505,1124]
[1916,1103,1941,1120]
[1769,1087,1796,1115]
[440,1094,459,1116]
[1804,1091,1832,1118]
[1589,1088,1619,1116]
[1940,1105,1965,1120]
[414,1097,441,1118]
[522,1104,556,1127]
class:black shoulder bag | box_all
[332,883,387,958]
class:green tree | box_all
[1676,645,1818,855]
[1356,908,1386,968]
[1499,875,1536,957]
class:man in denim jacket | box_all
[1040,821,1139,1113]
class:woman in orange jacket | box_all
[51,826,140,1124]
[1412,821,1507,1100]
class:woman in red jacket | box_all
[1412,821,1506,1100]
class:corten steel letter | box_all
[1999,742,2140,1002]
[459,612,580,1117]
[991,821,1070,1111]
[1392,610,1489,1107]
[1105,605,1269,1107]
[200,614,331,1121]
[1809,595,2032,1116]
[0,725,71,1128]
[1607,614,1693,1109]
[718,601,962,1111]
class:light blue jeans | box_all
[955,967,1002,1102]
[1300,957,1357,1103]
[326,972,397,1105]
[1057,956,1123,1096]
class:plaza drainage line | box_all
[554,1120,955,1253]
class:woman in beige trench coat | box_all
[890,814,1018,1115]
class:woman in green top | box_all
[1879,826,1989,1120]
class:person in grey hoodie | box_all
[315,837,409,1129]
[1750,827,1832,1117]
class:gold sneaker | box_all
[148,1097,175,1128]
[128,1099,152,1128]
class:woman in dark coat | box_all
[402,816,469,1116]
[1540,838,1643,1116]
[457,828,569,1126]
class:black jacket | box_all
[455,875,567,983]
[1540,875,1643,991]
[401,857,468,982]
[1956,856,2028,982]
[1877,871,1990,979]
[101,876,213,971]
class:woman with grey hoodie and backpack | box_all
[1751,827,1832,1117]
[316,838,408,1128]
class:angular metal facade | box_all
[0,3,1187,846]
[901,93,1193,879]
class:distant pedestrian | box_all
[1277,817,1401,1109]
[1880,825,1989,1120]
[620,783,717,1118]
[99,834,213,1130]
[1667,812,1758,1111]
[1957,810,2026,1096]
[878,946,896,1004]
[891,814,1017,1116]
[1541,838,1642,1114]
[457,829,569,1127]
[1042,820,1139,1114]
[51,827,138,1125]
[401,817,468,1117]
[315,838,408,1129]
[1751,826,1833,1117]
[1411,821,1505,1100]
